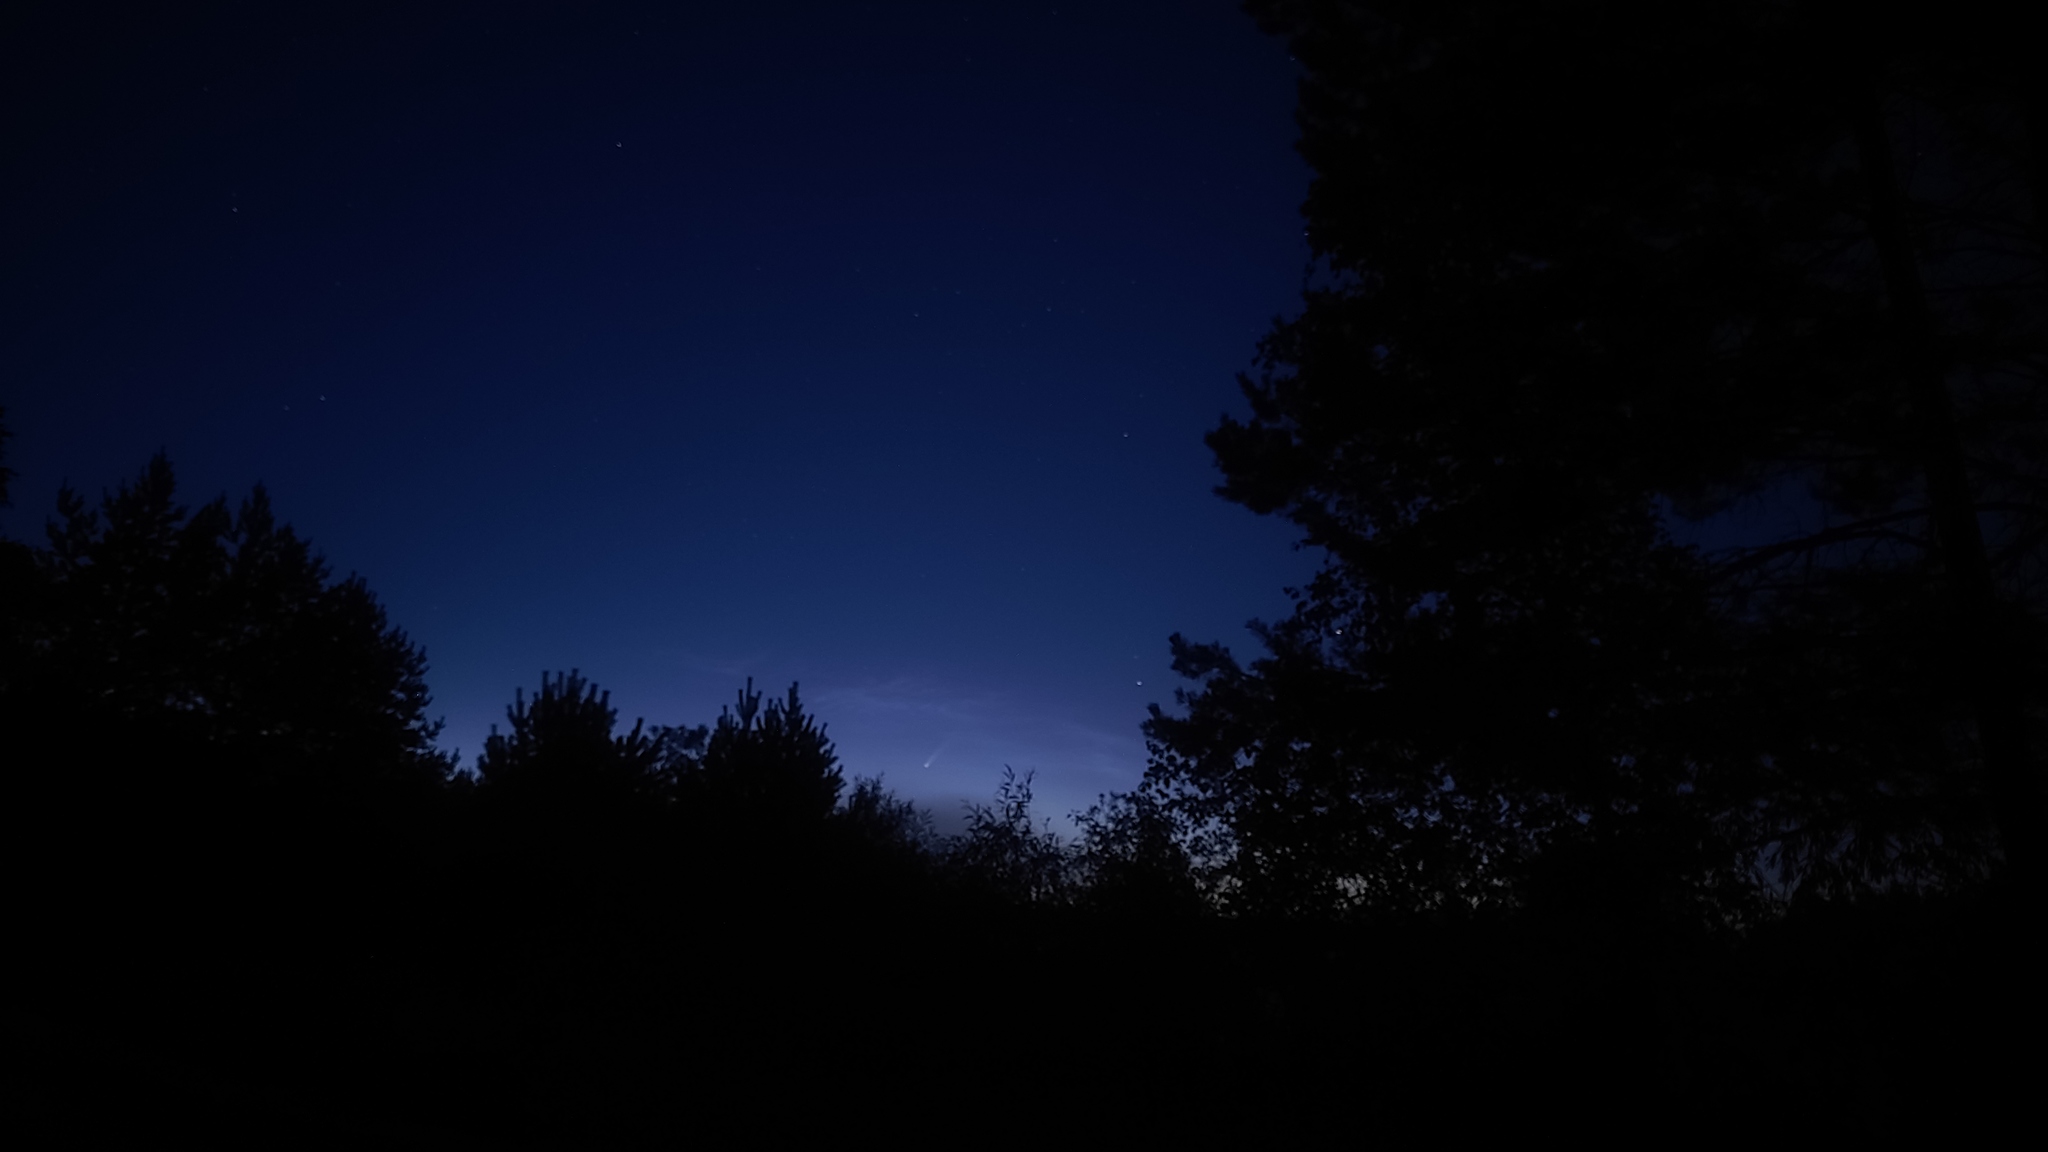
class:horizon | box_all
[1,0,1321,831]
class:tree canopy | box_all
[685,677,845,832]
[474,668,678,813]
[1142,0,2048,917]
[3,453,453,804]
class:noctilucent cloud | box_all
[2,1,1320,830]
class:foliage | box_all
[3,452,453,799]
[947,767,1073,905]
[837,774,942,859]
[8,436,2030,1138]
[1071,788,1208,917]
[473,669,677,813]
[1141,0,2047,917]
[680,677,845,832]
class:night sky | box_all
[3,1,1317,829]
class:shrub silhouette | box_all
[948,767,1071,905]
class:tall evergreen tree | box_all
[1144,0,2047,916]
[4,453,453,804]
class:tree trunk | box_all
[1850,75,2044,890]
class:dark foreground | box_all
[15,790,2038,1147]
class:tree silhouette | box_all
[5,453,453,804]
[474,669,675,814]
[1143,0,2047,915]
[3,452,467,1142]
[680,677,844,834]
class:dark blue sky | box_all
[3,0,1318,828]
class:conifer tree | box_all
[5,453,453,803]
[1144,0,2047,914]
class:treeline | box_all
[0,452,1274,1140]
[0,449,1193,915]
[10,0,2048,1137]
[1,447,2032,1142]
